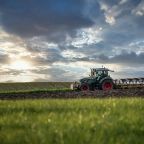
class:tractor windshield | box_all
[96,70,108,76]
[90,68,110,77]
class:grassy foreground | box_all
[0,99,144,144]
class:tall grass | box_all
[0,98,144,144]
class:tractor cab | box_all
[90,68,114,79]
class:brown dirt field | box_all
[0,89,144,100]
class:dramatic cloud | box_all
[0,53,9,64]
[132,0,144,16]
[0,0,144,82]
[97,51,144,65]
[0,0,93,37]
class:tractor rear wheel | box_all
[80,83,89,91]
[101,80,113,91]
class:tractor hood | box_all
[80,77,92,83]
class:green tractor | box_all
[71,68,114,91]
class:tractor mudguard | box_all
[99,76,113,84]
[99,77,114,90]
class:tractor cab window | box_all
[103,70,108,76]
[96,71,102,76]
[90,69,109,77]
[96,70,108,76]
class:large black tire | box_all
[101,80,113,91]
[80,83,90,91]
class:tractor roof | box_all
[91,68,114,72]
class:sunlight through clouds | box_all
[9,59,31,70]
[0,0,144,82]
[71,26,103,48]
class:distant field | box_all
[0,98,144,144]
[0,82,71,92]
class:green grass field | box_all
[0,98,144,144]
[0,82,71,93]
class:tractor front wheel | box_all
[80,83,89,91]
[101,80,113,91]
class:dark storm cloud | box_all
[71,51,144,66]
[97,52,144,65]
[0,0,93,37]
[0,69,22,75]
[0,53,9,64]
[98,0,144,47]
[21,48,66,66]
[33,53,65,65]
[72,42,112,56]
[102,18,144,48]
[101,0,141,6]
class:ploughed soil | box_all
[0,89,144,100]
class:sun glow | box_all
[10,60,31,70]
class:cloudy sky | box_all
[0,0,144,82]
